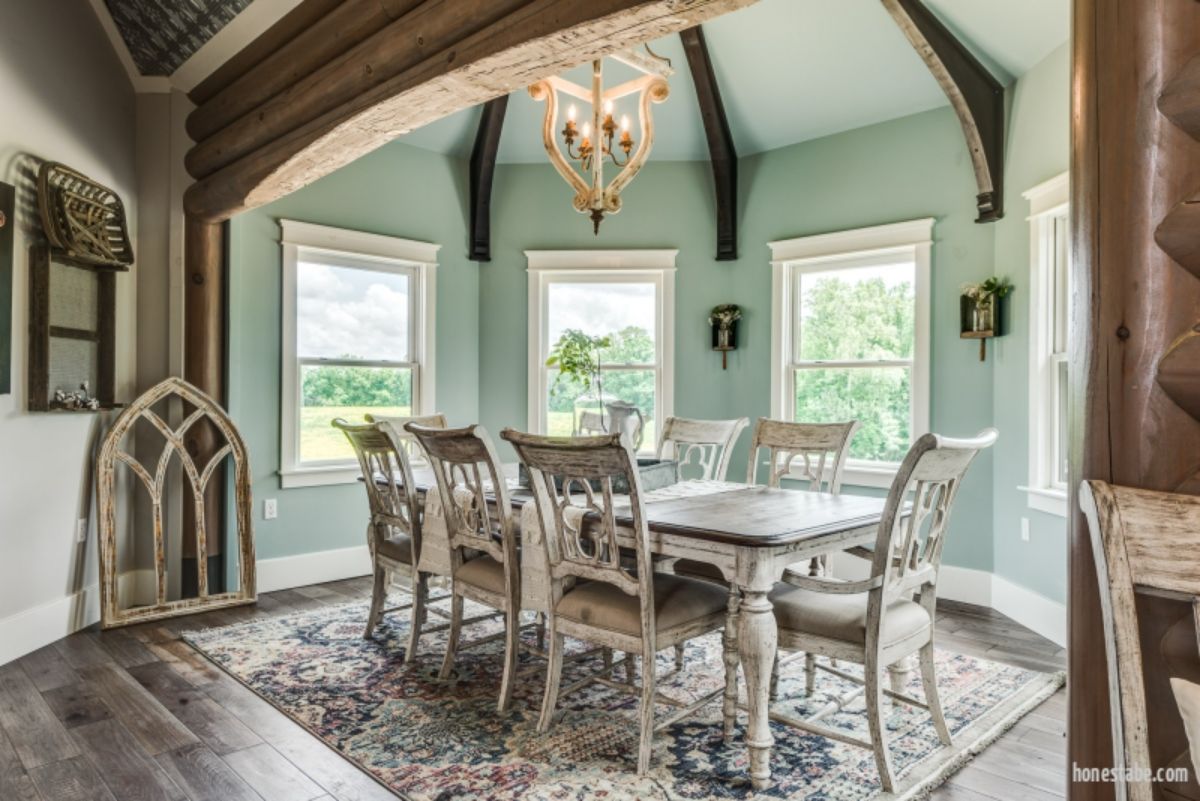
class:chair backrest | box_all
[366,412,448,461]
[405,423,517,577]
[656,416,749,481]
[333,418,421,560]
[867,429,998,613]
[1079,480,1200,801]
[502,429,654,635]
[746,417,860,491]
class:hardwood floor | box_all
[0,580,1066,800]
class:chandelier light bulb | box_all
[582,121,591,138]
[604,99,614,115]
[567,104,576,122]
[621,115,630,132]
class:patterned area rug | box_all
[184,593,1063,800]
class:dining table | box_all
[384,470,893,790]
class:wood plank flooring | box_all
[0,579,1066,800]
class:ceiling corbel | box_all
[680,25,738,260]
[881,0,1006,222]
[469,97,508,262]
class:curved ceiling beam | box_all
[182,0,757,223]
[469,97,508,262]
[681,24,737,260]
[881,0,1005,223]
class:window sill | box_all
[1019,485,1069,518]
[280,465,362,489]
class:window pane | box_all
[797,262,915,361]
[298,260,411,362]
[1056,359,1069,485]
[1052,215,1069,354]
[546,282,656,364]
[794,366,910,463]
[300,364,412,462]
[546,368,656,451]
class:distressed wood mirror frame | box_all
[97,376,256,629]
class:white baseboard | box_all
[256,544,372,593]
[0,548,373,667]
[991,574,1067,648]
[829,555,1066,648]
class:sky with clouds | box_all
[298,261,410,361]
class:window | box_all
[769,219,932,487]
[1023,173,1070,516]
[281,220,438,487]
[527,250,675,455]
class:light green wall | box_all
[990,43,1070,603]
[227,46,1068,593]
[482,105,997,574]
[228,143,479,561]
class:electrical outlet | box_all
[75,518,88,543]
[1020,517,1030,543]
[263,498,278,520]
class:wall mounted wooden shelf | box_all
[960,294,1008,361]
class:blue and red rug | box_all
[184,594,1062,800]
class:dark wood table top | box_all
[368,470,889,549]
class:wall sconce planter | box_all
[708,304,741,369]
[959,278,1012,361]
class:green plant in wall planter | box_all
[960,276,1014,360]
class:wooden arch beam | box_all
[469,97,508,262]
[182,0,755,222]
[881,0,1005,222]
[681,25,738,260]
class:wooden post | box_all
[183,217,227,595]
[1071,1,1200,798]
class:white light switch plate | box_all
[264,498,278,520]
[1020,517,1030,542]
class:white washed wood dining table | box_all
[398,473,891,790]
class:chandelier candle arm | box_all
[603,76,669,213]
[530,80,590,211]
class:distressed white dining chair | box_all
[334,419,437,660]
[656,415,749,482]
[366,411,448,461]
[502,429,729,775]
[405,422,523,713]
[1080,480,1200,801]
[768,428,997,792]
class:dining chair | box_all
[404,422,523,713]
[334,419,433,661]
[656,415,749,482]
[766,428,997,792]
[1080,480,1200,801]
[365,411,448,461]
[501,429,730,775]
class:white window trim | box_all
[769,218,933,489]
[1021,172,1070,517]
[280,220,439,488]
[526,249,676,452]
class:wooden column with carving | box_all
[1071,1,1200,799]
[183,217,226,595]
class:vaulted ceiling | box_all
[398,0,1069,162]
[103,0,253,75]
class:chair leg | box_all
[439,593,464,681]
[536,612,546,652]
[364,564,387,640]
[864,661,897,792]
[637,645,657,775]
[804,653,816,695]
[538,625,564,733]
[624,653,636,685]
[603,647,614,675]
[673,643,686,671]
[405,572,427,665]
[497,603,519,714]
[722,586,741,742]
[919,643,952,746]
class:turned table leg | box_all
[722,585,741,742]
[887,654,918,694]
[738,585,777,790]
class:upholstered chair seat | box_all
[769,583,931,648]
[454,553,508,595]
[375,534,415,565]
[556,573,727,639]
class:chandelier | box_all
[529,48,672,234]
